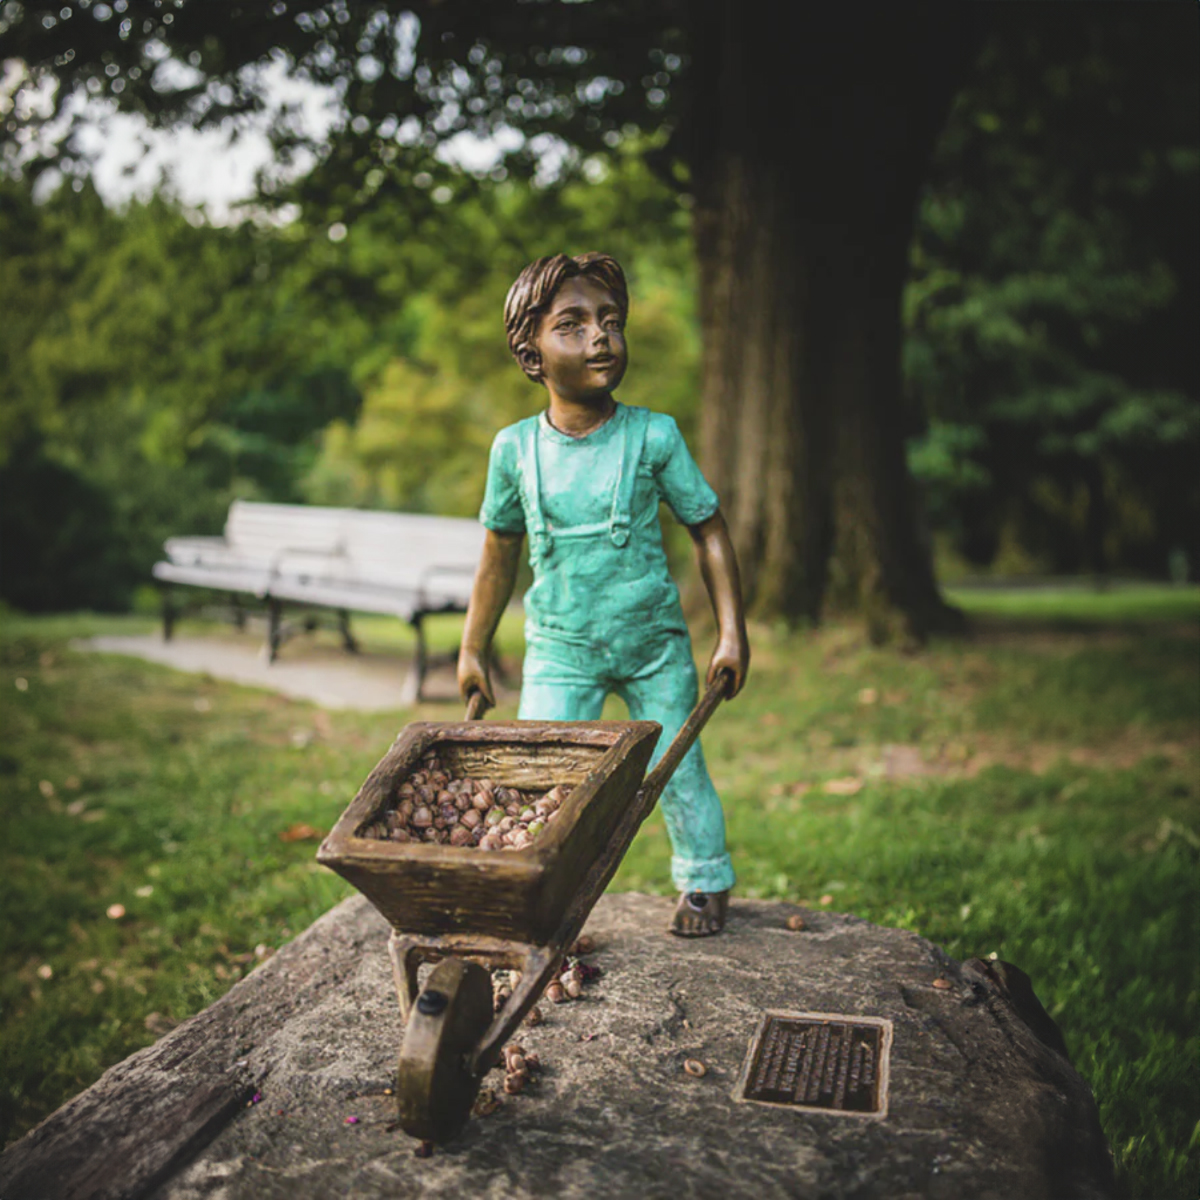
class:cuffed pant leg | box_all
[618,640,736,895]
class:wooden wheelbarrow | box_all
[316,670,731,1145]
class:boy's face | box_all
[529,276,627,403]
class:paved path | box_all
[77,635,463,712]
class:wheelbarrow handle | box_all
[639,667,734,805]
[464,689,490,721]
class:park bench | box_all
[152,500,487,702]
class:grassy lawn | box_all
[1,591,1197,1197]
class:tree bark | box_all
[685,2,978,639]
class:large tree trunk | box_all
[686,2,978,640]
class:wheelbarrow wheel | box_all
[396,957,494,1143]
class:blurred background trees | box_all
[906,6,1199,584]
[0,2,1196,618]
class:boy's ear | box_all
[516,345,543,382]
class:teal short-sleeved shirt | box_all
[480,403,719,663]
[481,404,718,534]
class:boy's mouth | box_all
[587,354,617,367]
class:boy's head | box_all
[505,253,629,384]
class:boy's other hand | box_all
[707,634,749,699]
[457,648,495,708]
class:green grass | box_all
[2,595,1197,1197]
[946,581,1200,624]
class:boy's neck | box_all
[545,393,617,439]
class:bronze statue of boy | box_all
[458,252,749,936]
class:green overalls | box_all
[481,403,736,894]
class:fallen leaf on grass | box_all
[822,776,863,796]
[279,823,326,843]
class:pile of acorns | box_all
[474,935,600,1115]
[363,751,573,850]
[491,935,600,1018]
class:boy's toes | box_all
[671,890,729,938]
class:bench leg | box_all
[400,614,426,706]
[160,585,175,643]
[266,599,283,663]
[338,609,359,654]
[230,593,247,631]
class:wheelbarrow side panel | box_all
[527,729,659,945]
[318,721,660,945]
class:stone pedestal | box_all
[0,894,1116,1200]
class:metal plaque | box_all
[733,1011,892,1118]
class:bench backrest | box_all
[225,500,485,593]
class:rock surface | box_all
[0,893,1115,1200]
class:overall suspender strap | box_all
[518,419,553,558]
[610,406,650,548]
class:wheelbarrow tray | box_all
[317,719,660,947]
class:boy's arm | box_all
[457,529,524,707]
[687,509,750,698]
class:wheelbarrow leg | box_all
[388,933,423,1024]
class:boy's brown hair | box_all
[504,253,629,382]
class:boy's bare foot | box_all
[671,890,729,937]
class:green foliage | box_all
[1,2,687,206]
[301,151,699,516]
[905,8,1200,579]
[0,178,370,607]
[0,145,696,608]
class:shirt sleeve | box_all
[651,415,720,526]
[479,430,527,534]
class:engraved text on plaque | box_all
[734,1011,892,1118]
